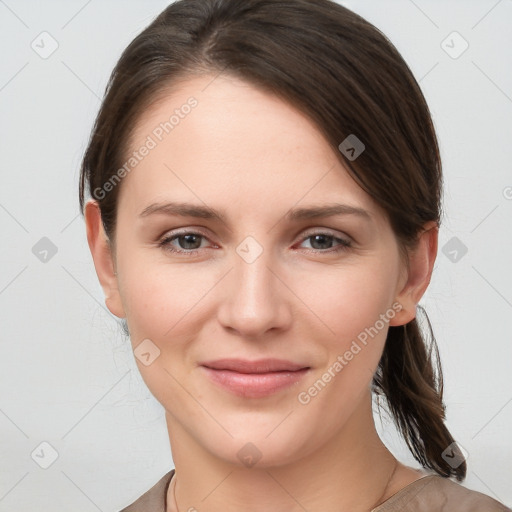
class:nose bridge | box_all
[218,235,289,336]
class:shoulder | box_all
[119,469,175,512]
[375,474,511,512]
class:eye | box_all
[157,229,352,257]
[158,231,212,256]
[297,231,352,253]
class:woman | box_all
[79,0,510,510]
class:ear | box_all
[84,200,126,318]
[389,221,438,326]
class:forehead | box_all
[118,73,383,224]
[130,73,333,166]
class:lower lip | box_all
[201,366,310,398]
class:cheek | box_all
[293,264,397,423]
[118,252,215,341]
[117,263,212,415]
[296,261,398,399]
[299,260,399,346]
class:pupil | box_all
[181,234,200,249]
[311,234,331,250]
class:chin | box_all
[204,427,313,470]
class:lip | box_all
[200,358,310,398]
[200,358,308,373]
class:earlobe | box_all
[84,200,126,318]
[389,221,438,327]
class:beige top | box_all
[120,468,510,511]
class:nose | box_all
[217,244,293,339]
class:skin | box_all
[86,74,438,512]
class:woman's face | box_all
[98,74,420,467]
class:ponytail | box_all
[373,305,467,481]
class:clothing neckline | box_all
[164,470,439,512]
[371,474,438,511]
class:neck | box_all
[165,392,409,512]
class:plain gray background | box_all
[1,0,511,510]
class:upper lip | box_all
[200,358,309,374]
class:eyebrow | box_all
[139,201,372,223]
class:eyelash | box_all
[157,230,352,257]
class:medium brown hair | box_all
[79,0,466,480]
